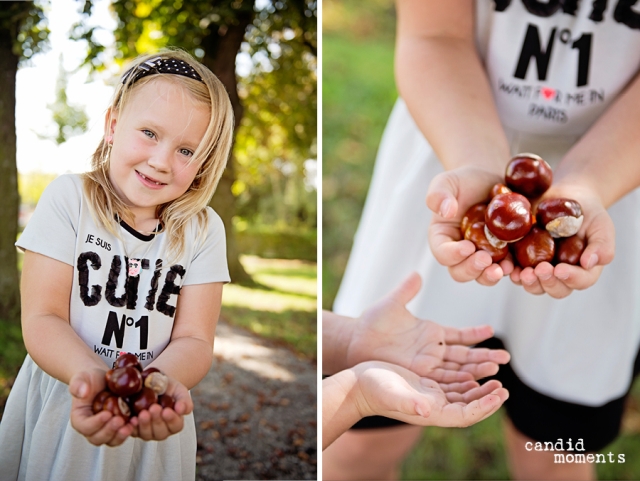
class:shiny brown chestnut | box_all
[92,390,111,415]
[485,193,533,243]
[158,394,175,410]
[114,352,142,371]
[536,198,583,238]
[102,395,131,423]
[464,222,509,263]
[512,226,555,268]
[130,387,159,415]
[505,153,553,198]
[143,369,169,395]
[106,366,143,397]
[554,235,586,266]
[460,203,487,237]
[490,183,512,198]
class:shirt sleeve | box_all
[15,174,81,266]
[182,207,230,285]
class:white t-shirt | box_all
[16,174,230,369]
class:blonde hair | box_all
[82,49,234,266]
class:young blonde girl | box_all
[0,49,234,481]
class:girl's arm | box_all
[395,0,510,174]
[396,0,514,285]
[21,251,134,446]
[148,282,223,389]
[21,251,106,381]
[322,310,355,376]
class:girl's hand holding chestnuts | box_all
[70,353,192,445]
[427,165,515,286]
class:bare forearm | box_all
[149,337,213,390]
[322,370,361,450]
[23,315,106,384]
[396,35,510,173]
[322,310,356,375]
[555,73,640,207]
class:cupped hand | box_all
[510,182,615,298]
[426,166,514,286]
[346,272,510,382]
[69,368,134,447]
[129,377,193,441]
[352,361,509,428]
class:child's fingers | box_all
[438,380,479,394]
[535,263,573,299]
[426,368,473,384]
[518,267,545,295]
[581,211,615,268]
[71,410,112,437]
[149,404,173,440]
[429,227,476,267]
[553,263,604,290]
[475,264,505,286]
[440,388,508,427]
[447,251,493,282]
[444,379,503,403]
[459,361,500,380]
[426,174,459,218]
[106,423,135,447]
[386,272,422,306]
[162,407,185,435]
[443,324,494,346]
[444,345,510,365]
[84,415,128,446]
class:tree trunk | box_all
[0,22,21,324]
[202,8,255,284]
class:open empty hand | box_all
[346,272,510,382]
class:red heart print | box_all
[541,87,556,100]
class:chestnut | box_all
[512,226,555,268]
[554,235,586,265]
[460,203,487,237]
[505,153,553,198]
[114,352,142,371]
[158,394,175,410]
[143,369,169,395]
[102,395,131,423]
[130,387,158,415]
[485,193,533,243]
[490,183,511,198]
[106,366,143,397]
[536,198,583,238]
[92,390,112,415]
[464,222,509,262]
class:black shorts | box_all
[350,337,640,452]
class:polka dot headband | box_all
[121,56,204,85]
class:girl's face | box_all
[106,78,210,224]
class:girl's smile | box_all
[106,78,210,227]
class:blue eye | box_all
[179,148,193,157]
[142,130,156,139]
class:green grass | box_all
[221,255,317,360]
[322,32,397,309]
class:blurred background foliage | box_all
[322,0,396,310]
[322,1,640,479]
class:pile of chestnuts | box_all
[92,352,174,423]
[460,153,586,269]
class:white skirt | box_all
[0,355,196,481]
[334,98,640,406]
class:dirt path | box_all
[192,320,317,480]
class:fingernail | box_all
[586,254,598,269]
[415,404,425,417]
[556,270,569,280]
[538,272,552,281]
[78,383,88,398]
[439,199,452,217]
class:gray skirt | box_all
[0,355,196,481]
